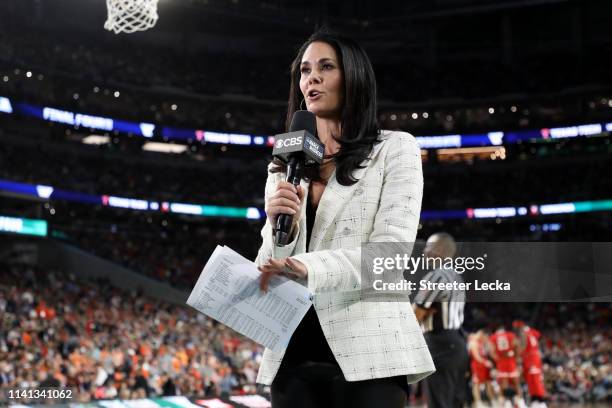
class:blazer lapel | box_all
[308,136,388,252]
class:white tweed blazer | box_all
[254,130,435,385]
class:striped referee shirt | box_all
[413,267,465,333]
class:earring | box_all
[300,98,306,110]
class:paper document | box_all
[187,245,312,352]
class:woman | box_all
[254,30,434,408]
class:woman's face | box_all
[299,41,344,119]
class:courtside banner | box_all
[360,242,612,302]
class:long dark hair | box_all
[270,29,381,186]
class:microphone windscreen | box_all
[289,110,317,137]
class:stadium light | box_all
[82,135,111,145]
[142,142,187,154]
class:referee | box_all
[412,232,469,408]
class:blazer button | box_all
[343,227,352,236]
[355,187,364,196]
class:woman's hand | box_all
[258,257,308,293]
[265,181,305,235]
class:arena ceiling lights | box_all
[2,95,612,150]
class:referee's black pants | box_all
[271,362,407,408]
[423,330,469,408]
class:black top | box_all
[280,195,337,367]
[306,194,316,250]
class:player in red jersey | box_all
[513,320,547,407]
[468,329,497,407]
[490,326,525,407]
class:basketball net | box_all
[104,0,159,34]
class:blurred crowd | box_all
[422,143,612,210]
[539,303,611,404]
[0,131,269,208]
[0,27,286,134]
[1,119,611,213]
[465,303,611,404]
[1,118,611,287]
[3,28,604,102]
[2,26,612,136]
[0,27,287,99]
[50,206,263,290]
[1,263,609,404]
[0,263,264,404]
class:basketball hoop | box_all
[104,0,159,34]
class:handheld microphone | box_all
[271,110,325,246]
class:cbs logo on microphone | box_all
[275,137,303,149]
